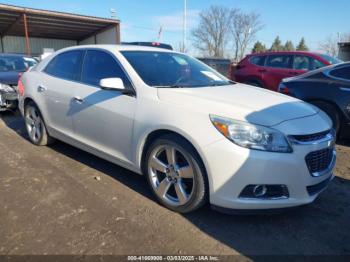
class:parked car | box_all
[197,58,232,78]
[279,62,350,139]
[122,42,173,50]
[232,51,342,91]
[0,53,37,111]
[19,45,335,213]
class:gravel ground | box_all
[0,111,349,257]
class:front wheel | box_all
[145,135,208,213]
[24,102,54,146]
[311,101,341,136]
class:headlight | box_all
[210,115,292,153]
[0,83,15,93]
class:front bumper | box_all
[203,119,335,211]
[0,86,18,111]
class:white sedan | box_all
[18,45,336,213]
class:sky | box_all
[2,0,350,56]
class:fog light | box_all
[253,185,267,197]
[239,185,289,199]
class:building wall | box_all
[0,35,76,56]
[79,35,95,45]
[78,26,119,46]
[339,44,350,61]
[0,25,119,55]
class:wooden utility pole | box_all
[23,13,31,56]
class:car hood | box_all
[0,71,21,85]
[157,84,319,127]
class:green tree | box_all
[252,41,267,53]
[296,37,309,51]
[270,36,283,51]
[284,40,295,51]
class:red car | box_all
[232,51,342,91]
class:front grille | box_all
[292,130,330,143]
[305,148,334,175]
[307,176,332,196]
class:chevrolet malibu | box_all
[18,45,336,213]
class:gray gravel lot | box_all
[0,111,350,257]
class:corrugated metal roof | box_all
[0,3,120,41]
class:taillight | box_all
[278,83,290,95]
[18,78,25,96]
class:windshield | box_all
[0,56,37,72]
[319,54,343,65]
[121,51,231,88]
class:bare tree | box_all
[319,34,350,57]
[191,6,237,57]
[319,36,339,57]
[231,11,263,62]
[176,42,188,53]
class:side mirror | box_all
[99,78,125,91]
[99,78,135,96]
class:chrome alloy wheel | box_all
[25,106,43,143]
[148,145,195,207]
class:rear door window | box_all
[266,55,293,69]
[44,50,84,81]
[250,56,266,66]
[81,50,132,88]
[293,55,310,70]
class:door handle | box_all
[73,96,84,103]
[258,69,267,73]
[38,85,47,92]
[288,72,298,75]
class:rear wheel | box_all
[24,102,54,146]
[145,135,208,213]
[311,101,341,136]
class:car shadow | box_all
[1,110,350,256]
[338,139,350,147]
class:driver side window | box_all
[81,50,132,89]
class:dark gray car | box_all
[279,62,350,139]
[0,54,37,111]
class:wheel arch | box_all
[306,99,345,120]
[24,97,35,108]
[23,97,52,135]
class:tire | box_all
[144,134,208,213]
[24,102,54,146]
[311,101,341,135]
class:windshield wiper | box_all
[209,80,236,87]
[153,85,184,88]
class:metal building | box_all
[0,4,120,56]
[338,42,350,61]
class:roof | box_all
[0,4,120,41]
[56,44,177,53]
[249,51,319,56]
